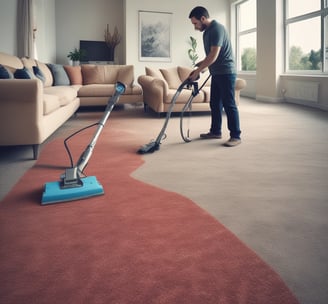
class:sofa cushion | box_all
[81,64,135,87]
[202,86,211,102]
[47,64,70,86]
[117,65,134,86]
[78,83,142,98]
[63,65,83,85]
[36,61,53,87]
[102,66,118,84]
[160,67,182,89]
[43,94,61,115]
[14,56,53,87]
[178,66,211,87]
[44,86,78,106]
[78,84,116,97]
[21,57,46,83]
[33,66,46,83]
[21,57,37,69]
[165,88,205,104]
[0,64,14,79]
[21,57,44,82]
[81,65,104,85]
[177,66,193,82]
[0,52,24,69]
[145,67,165,80]
[14,67,35,79]
[124,85,143,95]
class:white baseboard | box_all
[285,98,328,111]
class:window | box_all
[236,0,257,72]
[284,0,328,73]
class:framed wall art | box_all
[139,11,172,62]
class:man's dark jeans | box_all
[209,74,241,139]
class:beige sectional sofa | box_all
[78,64,143,106]
[0,52,142,159]
[138,66,246,114]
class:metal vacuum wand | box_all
[61,82,126,189]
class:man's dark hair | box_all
[189,6,209,20]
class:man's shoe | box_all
[223,138,241,147]
[200,132,222,139]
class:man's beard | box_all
[200,23,207,32]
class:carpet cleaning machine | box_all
[137,74,211,154]
[41,82,126,205]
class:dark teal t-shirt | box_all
[203,20,236,75]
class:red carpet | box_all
[0,125,299,304]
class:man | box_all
[188,6,241,147]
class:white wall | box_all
[0,0,56,63]
[124,0,230,78]
[55,0,124,65]
[0,0,18,55]
[54,0,230,77]
[255,0,283,102]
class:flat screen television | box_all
[79,40,111,62]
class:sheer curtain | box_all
[17,0,37,58]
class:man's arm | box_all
[189,45,220,81]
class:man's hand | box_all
[190,46,220,81]
[188,69,200,82]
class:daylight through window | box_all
[236,0,257,72]
[284,0,328,73]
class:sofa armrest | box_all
[138,75,169,94]
[236,78,247,91]
[138,75,170,112]
[235,78,247,105]
[140,75,169,93]
[0,79,43,144]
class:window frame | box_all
[284,0,328,74]
[235,0,257,73]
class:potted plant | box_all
[188,36,199,67]
[67,48,86,66]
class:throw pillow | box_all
[81,65,104,85]
[36,61,53,87]
[160,67,181,89]
[21,57,37,69]
[33,66,46,83]
[14,67,35,79]
[63,65,83,85]
[145,67,165,80]
[177,66,193,82]
[47,64,70,86]
[117,65,134,86]
[0,64,13,79]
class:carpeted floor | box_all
[0,98,327,304]
[133,100,328,304]
[0,123,299,304]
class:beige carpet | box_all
[132,100,328,304]
[0,98,327,304]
